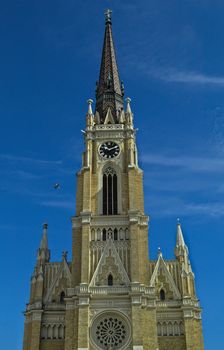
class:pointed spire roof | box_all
[37,223,50,264]
[175,220,189,257]
[87,99,93,115]
[95,10,124,123]
[40,223,48,249]
[176,220,185,247]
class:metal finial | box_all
[177,218,180,225]
[105,9,112,24]
[43,223,48,230]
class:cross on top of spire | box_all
[105,9,112,24]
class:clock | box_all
[99,141,120,159]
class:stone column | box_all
[77,304,89,350]
[80,217,91,284]
[23,316,31,350]
[184,318,204,350]
[29,311,42,350]
[131,304,143,349]
[143,306,158,350]
[65,300,79,350]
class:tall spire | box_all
[95,10,124,123]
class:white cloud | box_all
[160,71,224,86]
[0,154,62,166]
[141,153,224,172]
[145,194,224,218]
[41,200,74,210]
[150,69,224,86]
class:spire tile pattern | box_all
[95,11,124,123]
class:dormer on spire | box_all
[37,223,50,265]
[95,10,124,123]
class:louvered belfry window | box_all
[103,167,118,215]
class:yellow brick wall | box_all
[143,308,158,350]
[72,227,82,285]
[78,307,89,348]
[64,308,78,350]
[184,318,204,350]
[40,340,64,350]
[158,336,186,350]
[23,320,31,350]
[30,320,41,350]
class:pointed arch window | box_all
[160,289,165,301]
[103,167,118,215]
[102,228,107,241]
[108,274,113,286]
[60,291,65,303]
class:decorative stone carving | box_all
[91,312,131,350]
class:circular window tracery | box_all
[91,312,130,350]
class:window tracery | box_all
[41,324,65,340]
[103,167,118,215]
[157,321,184,336]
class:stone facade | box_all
[23,10,204,350]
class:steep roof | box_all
[95,10,124,123]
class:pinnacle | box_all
[40,223,48,250]
[126,97,132,113]
[87,99,93,115]
[176,221,185,247]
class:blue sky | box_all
[0,0,224,348]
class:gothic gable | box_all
[44,258,72,303]
[150,254,181,300]
[90,238,130,286]
[104,107,115,124]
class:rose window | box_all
[91,313,131,350]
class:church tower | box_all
[23,10,204,350]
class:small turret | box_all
[86,99,94,127]
[175,219,189,262]
[125,97,133,126]
[175,220,196,297]
[37,223,50,265]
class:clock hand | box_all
[108,146,119,151]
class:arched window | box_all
[108,274,113,286]
[97,228,101,241]
[160,289,165,300]
[103,167,118,215]
[60,291,65,303]
[114,228,118,240]
[102,228,107,241]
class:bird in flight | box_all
[54,183,60,190]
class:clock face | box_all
[99,141,120,159]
